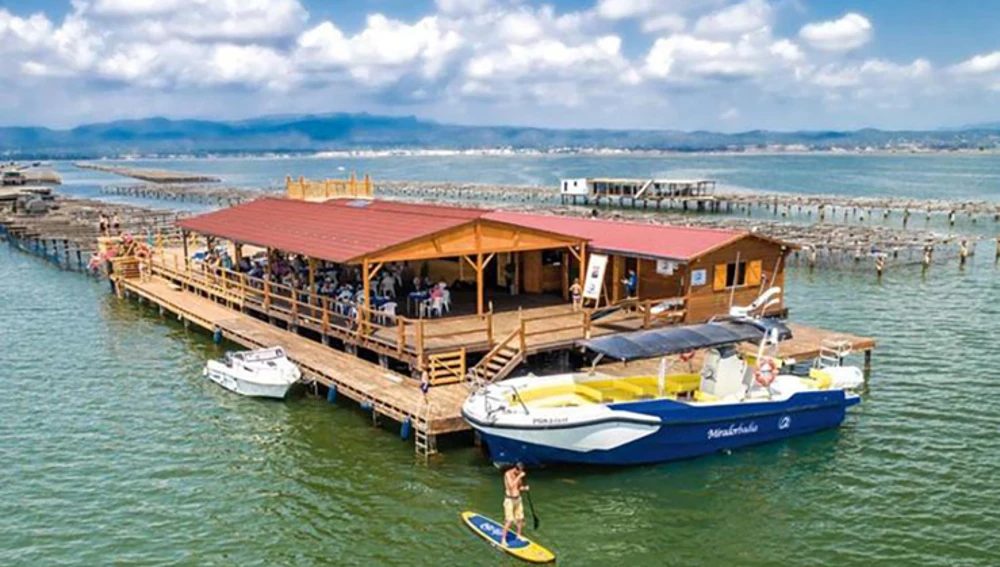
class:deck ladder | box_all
[414,400,437,461]
[817,337,853,368]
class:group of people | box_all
[97,212,122,236]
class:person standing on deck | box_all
[500,463,529,546]
[622,269,637,298]
[570,278,582,311]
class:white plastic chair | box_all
[380,277,396,298]
[441,289,451,313]
[420,297,443,318]
[379,302,398,325]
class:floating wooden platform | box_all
[120,276,470,439]
[76,162,221,183]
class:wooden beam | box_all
[308,257,317,291]
[462,255,478,270]
[562,250,570,300]
[577,242,586,293]
[367,261,384,281]
[482,252,496,269]
[362,259,371,332]
[612,254,622,303]
[182,230,190,270]
[476,251,484,316]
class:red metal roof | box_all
[176,197,478,263]
[322,198,487,220]
[177,198,767,264]
[485,211,744,261]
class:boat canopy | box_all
[581,319,792,361]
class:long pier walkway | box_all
[120,275,470,452]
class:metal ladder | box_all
[817,338,853,368]
[414,400,436,462]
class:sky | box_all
[1,0,999,131]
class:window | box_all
[727,262,746,288]
[714,260,763,291]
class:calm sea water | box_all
[4,156,1000,566]
[57,153,1000,202]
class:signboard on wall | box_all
[656,260,676,276]
[582,253,608,300]
[691,268,707,287]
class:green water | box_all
[2,242,999,566]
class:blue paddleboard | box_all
[461,511,555,563]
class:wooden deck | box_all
[121,276,470,437]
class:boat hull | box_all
[467,391,859,466]
[203,367,296,399]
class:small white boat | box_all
[203,347,302,399]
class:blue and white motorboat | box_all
[462,290,865,466]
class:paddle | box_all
[524,488,540,530]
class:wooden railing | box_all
[427,349,467,386]
[147,254,422,359]
[286,174,373,201]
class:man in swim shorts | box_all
[500,463,528,546]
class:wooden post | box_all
[182,230,190,270]
[416,319,425,369]
[864,349,872,378]
[635,258,643,299]
[485,309,494,347]
[363,259,372,334]
[577,242,586,292]
[611,254,622,303]
[308,257,317,292]
[561,250,570,300]
[476,252,484,316]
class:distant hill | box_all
[1,113,999,158]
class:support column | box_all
[182,230,190,271]
[363,259,372,331]
[476,252,484,316]
[561,250,570,300]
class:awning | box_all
[581,319,792,361]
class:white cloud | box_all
[799,13,873,52]
[950,51,1000,75]
[595,0,657,20]
[90,0,309,41]
[295,15,461,86]
[434,0,489,15]
[693,0,771,37]
[769,39,803,62]
[812,59,931,89]
[642,14,686,34]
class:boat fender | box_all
[755,358,777,387]
[213,328,222,344]
[327,385,337,403]
[401,418,412,440]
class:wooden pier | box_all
[118,274,470,456]
[76,162,221,183]
[559,177,718,210]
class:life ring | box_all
[755,358,777,387]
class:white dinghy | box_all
[203,347,302,399]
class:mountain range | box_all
[1,113,999,158]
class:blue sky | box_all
[1,0,999,131]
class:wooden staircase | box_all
[468,328,524,388]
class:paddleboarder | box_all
[501,463,528,546]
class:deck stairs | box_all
[467,328,524,389]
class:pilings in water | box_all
[0,195,186,272]
[75,162,222,183]
[99,183,262,207]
